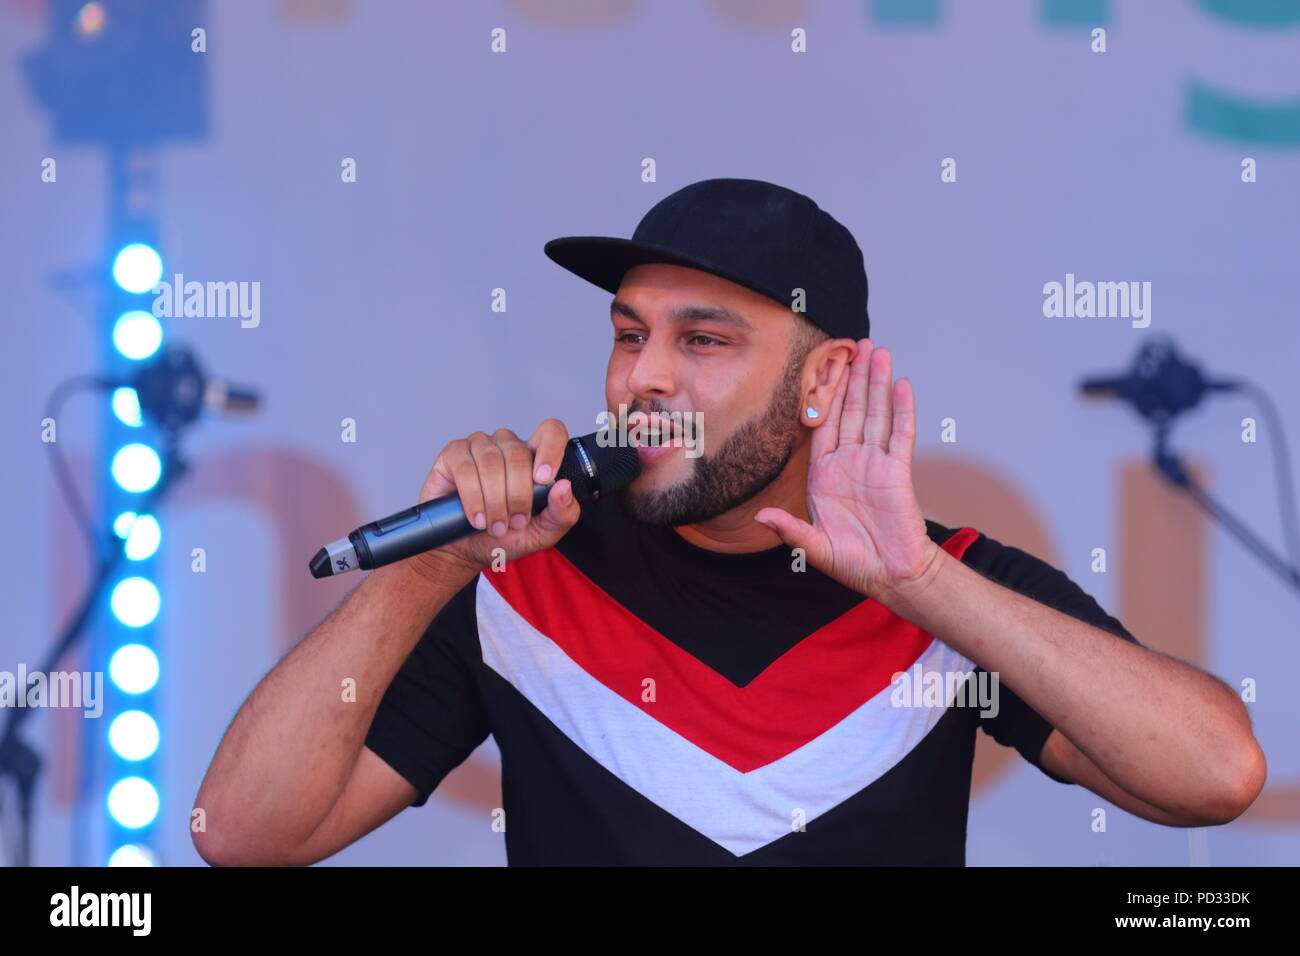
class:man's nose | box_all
[626,337,678,398]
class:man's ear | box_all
[801,339,857,424]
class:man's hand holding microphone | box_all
[410,419,583,584]
[309,419,640,584]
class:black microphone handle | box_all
[310,431,641,579]
[351,482,556,571]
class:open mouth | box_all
[626,412,683,446]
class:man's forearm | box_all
[192,555,478,861]
[879,548,1265,820]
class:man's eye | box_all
[615,332,722,346]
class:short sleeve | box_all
[363,577,491,807]
[958,532,1143,786]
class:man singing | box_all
[193,178,1265,866]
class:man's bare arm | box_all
[191,556,477,866]
[885,551,1267,826]
[1037,728,1253,827]
[191,418,580,866]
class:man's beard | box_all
[618,360,804,527]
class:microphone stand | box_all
[1151,420,1300,594]
[0,429,189,867]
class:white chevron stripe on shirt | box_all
[475,576,978,856]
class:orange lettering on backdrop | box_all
[1120,460,1295,825]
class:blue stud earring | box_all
[806,407,819,419]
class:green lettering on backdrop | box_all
[867,0,1300,146]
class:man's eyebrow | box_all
[610,299,753,331]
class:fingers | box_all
[431,421,571,542]
[467,432,510,535]
[532,477,580,537]
[812,349,853,459]
[863,346,894,452]
[888,378,916,467]
[492,428,537,531]
[754,506,827,568]
[436,438,489,530]
[526,418,569,485]
[828,338,896,453]
[837,338,873,446]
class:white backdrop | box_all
[2,0,1297,866]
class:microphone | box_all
[1079,338,1239,423]
[309,430,641,578]
[111,346,261,429]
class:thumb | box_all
[754,507,820,556]
[531,478,580,540]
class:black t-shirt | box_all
[363,493,1141,865]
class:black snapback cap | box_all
[544,177,869,340]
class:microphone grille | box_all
[559,431,642,502]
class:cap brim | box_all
[543,236,746,297]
